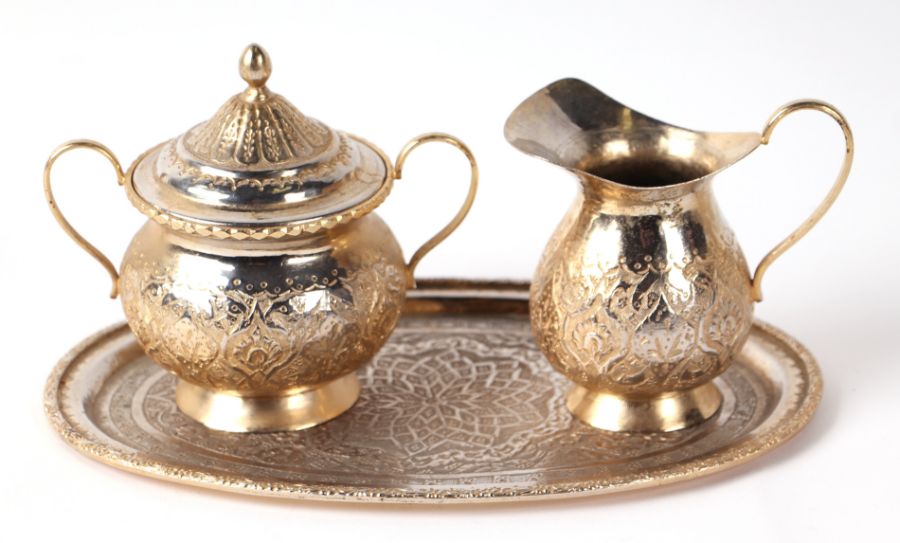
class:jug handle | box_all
[44,140,125,299]
[751,100,854,302]
[393,133,479,289]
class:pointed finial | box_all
[239,44,271,88]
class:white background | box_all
[1,1,898,541]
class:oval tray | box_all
[44,280,821,503]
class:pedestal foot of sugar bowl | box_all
[566,381,723,433]
[175,375,361,433]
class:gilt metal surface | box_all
[45,281,821,503]
[505,79,849,432]
[42,44,479,432]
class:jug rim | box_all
[504,78,761,191]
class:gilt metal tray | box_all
[45,280,821,503]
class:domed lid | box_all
[124,44,392,240]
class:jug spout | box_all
[504,78,760,189]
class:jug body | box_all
[531,179,754,430]
[507,78,853,433]
[119,215,406,431]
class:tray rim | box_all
[44,279,823,504]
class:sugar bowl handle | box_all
[44,140,125,299]
[394,133,478,288]
[751,100,854,302]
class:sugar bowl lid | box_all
[125,44,392,240]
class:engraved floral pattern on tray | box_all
[45,281,821,502]
[96,314,771,486]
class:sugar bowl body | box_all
[505,79,852,432]
[119,216,405,432]
[44,45,477,432]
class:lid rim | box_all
[124,134,395,240]
[162,132,358,195]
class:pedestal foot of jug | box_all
[566,381,723,433]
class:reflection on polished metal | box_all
[176,375,360,433]
[44,281,823,503]
[505,79,852,432]
[43,44,478,432]
[567,382,723,433]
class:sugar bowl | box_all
[44,44,478,432]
